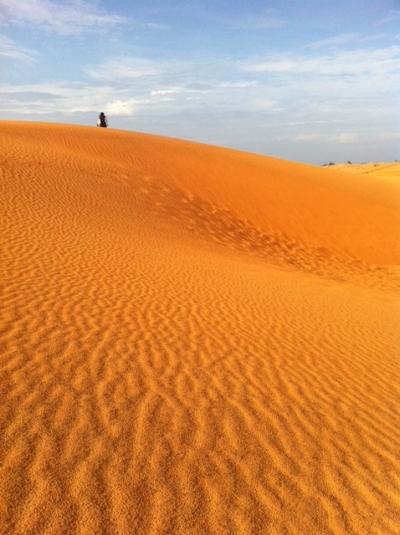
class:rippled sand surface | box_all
[1,122,399,535]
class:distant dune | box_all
[329,161,400,182]
[1,122,399,535]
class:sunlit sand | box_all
[330,161,400,182]
[1,122,399,534]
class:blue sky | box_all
[1,0,399,163]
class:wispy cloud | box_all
[0,34,36,62]
[308,33,359,49]
[242,46,400,76]
[2,33,398,163]
[87,57,163,81]
[0,82,142,116]
[226,8,284,30]
[307,33,386,50]
[0,0,126,34]
[0,80,207,117]
[0,68,275,118]
[85,56,276,114]
[144,22,171,31]
[238,8,284,30]
[3,41,399,124]
[377,9,400,25]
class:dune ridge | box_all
[1,122,399,534]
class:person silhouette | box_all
[97,112,108,128]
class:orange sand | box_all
[1,122,399,535]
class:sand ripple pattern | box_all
[1,123,399,535]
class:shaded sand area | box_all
[1,122,399,534]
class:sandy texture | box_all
[1,122,399,535]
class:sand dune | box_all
[330,161,400,182]
[1,121,399,535]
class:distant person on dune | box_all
[97,112,108,128]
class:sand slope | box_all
[1,122,399,535]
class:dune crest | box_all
[1,122,399,534]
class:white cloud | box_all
[105,99,137,116]
[0,70,279,119]
[234,8,284,30]
[150,87,185,97]
[0,82,141,116]
[330,133,359,144]
[0,0,126,34]
[87,58,163,81]
[149,81,258,97]
[218,81,258,88]
[144,22,171,31]
[293,134,322,142]
[308,33,359,49]
[0,34,36,62]
[242,46,400,76]
[308,33,386,50]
